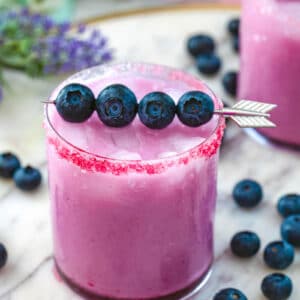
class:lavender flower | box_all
[0,7,113,78]
[20,7,30,17]
[32,30,112,76]
[42,18,54,32]
[7,11,17,19]
[77,23,86,34]
[57,22,71,35]
[31,13,42,25]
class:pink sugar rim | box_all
[46,62,226,175]
[47,119,225,175]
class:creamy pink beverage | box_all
[45,63,225,299]
[239,0,300,146]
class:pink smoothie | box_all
[45,63,224,299]
[239,0,300,146]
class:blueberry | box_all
[213,288,248,300]
[222,71,238,97]
[261,273,293,300]
[277,194,300,218]
[233,179,263,208]
[0,243,7,269]
[230,231,260,258]
[187,34,215,57]
[281,215,300,247]
[55,83,95,123]
[138,92,176,129]
[228,18,240,36]
[0,152,21,178]
[96,84,137,128]
[196,53,221,75]
[13,166,42,191]
[177,91,214,127]
[263,241,294,270]
[233,36,240,53]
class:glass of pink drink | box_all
[45,63,225,299]
[239,0,300,146]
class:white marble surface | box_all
[73,0,234,22]
[0,4,300,300]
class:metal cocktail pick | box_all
[215,100,277,128]
[43,99,277,128]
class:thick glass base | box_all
[55,262,211,300]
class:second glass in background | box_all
[239,0,300,146]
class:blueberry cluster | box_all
[213,288,247,300]
[186,18,239,97]
[54,83,215,129]
[0,152,42,191]
[279,195,300,248]
[187,34,221,75]
[233,179,263,208]
[0,152,42,270]
[228,18,240,53]
[0,244,7,270]
[214,181,300,300]
[222,71,238,97]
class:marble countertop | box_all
[0,3,299,300]
[73,0,240,22]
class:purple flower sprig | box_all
[30,29,112,76]
[0,7,113,77]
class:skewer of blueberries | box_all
[51,83,216,129]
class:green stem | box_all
[0,57,26,71]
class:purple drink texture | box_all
[239,0,300,146]
[45,63,224,299]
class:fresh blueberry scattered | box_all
[187,34,215,57]
[96,84,138,127]
[55,83,95,123]
[230,231,260,258]
[13,166,42,191]
[263,241,294,270]
[0,152,21,178]
[0,243,7,269]
[228,18,240,36]
[177,91,214,127]
[233,36,240,53]
[138,92,176,129]
[281,215,300,247]
[277,194,300,218]
[222,71,238,97]
[261,273,293,300]
[213,288,248,300]
[196,53,222,75]
[233,179,263,208]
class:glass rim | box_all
[45,62,225,168]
